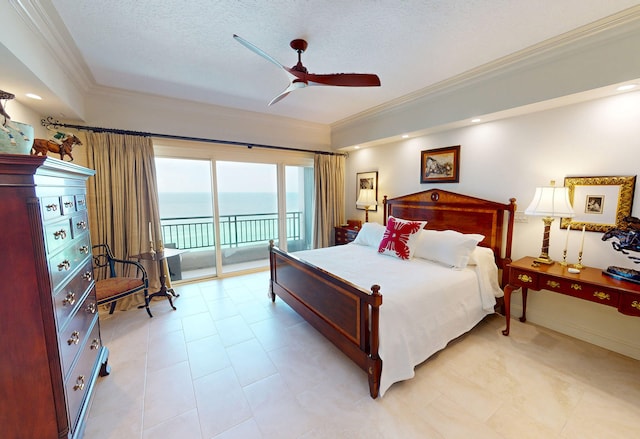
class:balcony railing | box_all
[160,212,303,250]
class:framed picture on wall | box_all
[561,175,636,232]
[356,171,378,212]
[420,145,460,183]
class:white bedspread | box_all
[291,243,503,396]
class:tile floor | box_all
[86,271,640,438]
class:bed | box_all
[268,189,516,398]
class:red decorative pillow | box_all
[378,216,427,260]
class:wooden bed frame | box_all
[269,189,516,398]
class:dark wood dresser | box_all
[0,155,109,439]
[334,226,359,245]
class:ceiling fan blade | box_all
[305,73,381,87]
[233,34,285,70]
[268,80,307,106]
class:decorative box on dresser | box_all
[0,155,109,439]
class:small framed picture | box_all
[420,145,460,183]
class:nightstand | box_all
[334,226,359,245]
[502,256,640,336]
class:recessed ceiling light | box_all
[471,118,481,123]
[616,84,637,92]
[401,134,409,139]
[26,93,42,100]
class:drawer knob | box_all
[79,245,89,254]
[82,271,92,281]
[67,330,81,345]
[77,199,85,206]
[62,292,76,306]
[58,260,71,271]
[73,375,85,391]
[46,203,58,211]
[593,291,611,301]
[90,339,100,350]
[53,229,67,240]
[86,302,97,314]
[546,280,560,289]
[570,284,582,291]
[64,201,75,208]
[76,220,87,230]
[518,274,533,283]
[632,300,640,310]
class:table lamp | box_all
[356,188,378,222]
[524,180,575,264]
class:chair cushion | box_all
[95,277,144,301]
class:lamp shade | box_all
[356,189,378,209]
[524,185,575,218]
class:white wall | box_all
[345,90,640,360]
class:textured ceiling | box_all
[10,1,640,124]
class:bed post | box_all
[268,240,276,302]
[501,198,517,287]
[367,284,383,398]
[382,195,389,226]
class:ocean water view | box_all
[159,192,300,218]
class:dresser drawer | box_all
[334,227,358,245]
[509,267,539,289]
[619,294,640,317]
[573,284,620,308]
[65,316,101,433]
[75,194,87,211]
[53,259,94,329]
[44,217,73,255]
[49,235,92,288]
[60,195,77,215]
[71,210,89,239]
[41,196,63,221]
[58,288,99,378]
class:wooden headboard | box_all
[383,189,516,280]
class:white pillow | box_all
[352,222,386,247]
[467,245,495,266]
[414,229,484,269]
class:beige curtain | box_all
[313,153,345,248]
[86,132,163,310]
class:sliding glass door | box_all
[154,144,314,280]
[285,165,314,252]
[216,161,278,273]
[155,157,216,280]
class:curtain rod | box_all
[41,116,346,156]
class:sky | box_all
[155,157,280,193]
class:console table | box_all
[502,256,640,336]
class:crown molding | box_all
[9,0,94,92]
[332,5,640,130]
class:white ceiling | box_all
[4,1,640,125]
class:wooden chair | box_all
[92,244,152,317]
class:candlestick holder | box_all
[560,249,568,266]
[573,251,583,269]
[149,240,156,256]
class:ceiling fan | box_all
[233,34,381,106]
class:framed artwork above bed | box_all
[420,145,460,183]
